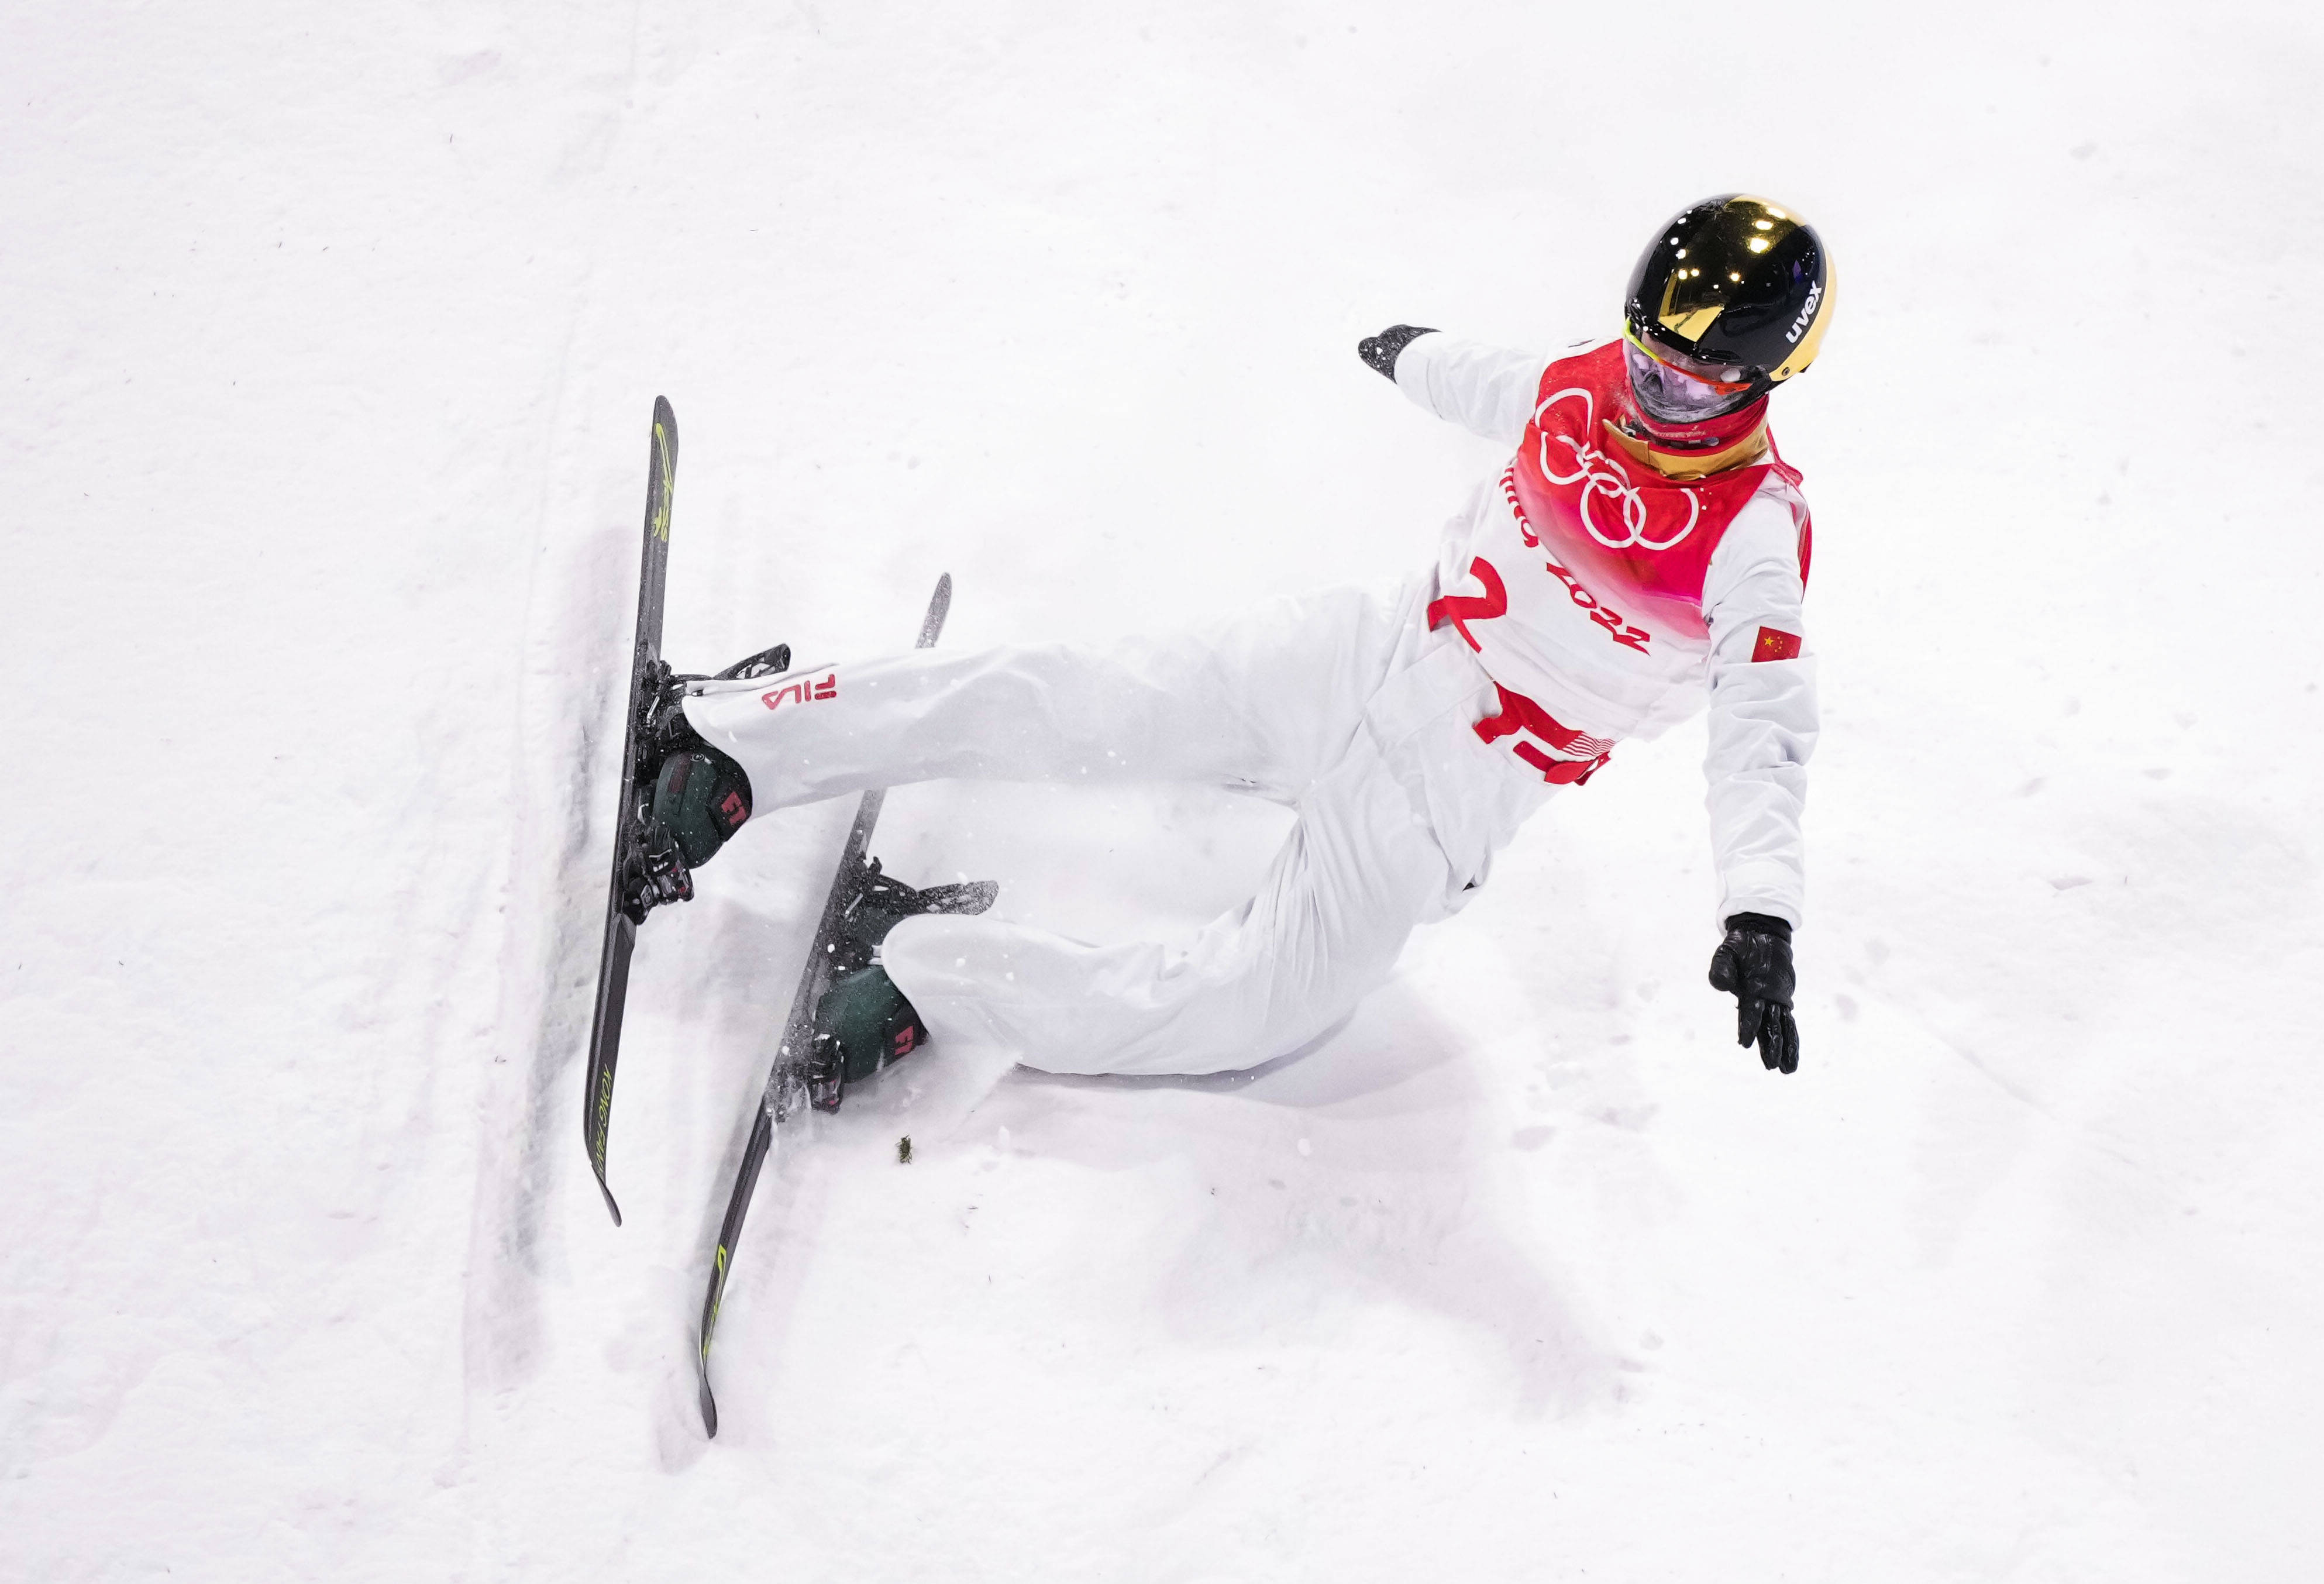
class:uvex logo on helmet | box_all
[1785,280,1823,345]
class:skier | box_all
[644,193,1831,1100]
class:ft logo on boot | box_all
[652,749,753,866]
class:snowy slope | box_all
[4,2,2320,1578]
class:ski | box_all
[694,572,953,1437]
[581,397,680,1228]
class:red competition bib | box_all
[1428,342,1812,784]
[1508,341,1806,640]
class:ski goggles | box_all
[1621,327,1759,423]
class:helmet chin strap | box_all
[1607,388,1772,480]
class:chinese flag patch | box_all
[1752,626,1803,663]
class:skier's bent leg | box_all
[878,732,1460,1076]
[678,584,1419,812]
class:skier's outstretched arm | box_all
[1355,326,1547,446]
[1699,493,1817,1073]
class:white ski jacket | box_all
[1395,332,1819,928]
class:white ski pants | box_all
[680,580,1554,1076]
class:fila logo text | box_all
[762,672,839,711]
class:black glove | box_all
[1356,324,1438,380]
[1707,912,1799,1075]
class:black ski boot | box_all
[619,642,794,921]
[805,859,999,1111]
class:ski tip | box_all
[653,394,677,443]
[917,573,953,649]
[698,1373,720,1438]
[595,1173,624,1228]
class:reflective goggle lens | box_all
[1622,339,1751,423]
[1621,326,1755,392]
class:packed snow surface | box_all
[5,3,2320,1578]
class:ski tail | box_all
[695,571,953,1436]
[582,395,680,1227]
[917,570,952,647]
[697,1107,773,1438]
[585,915,638,1225]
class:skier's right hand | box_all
[1356,323,1437,380]
[1708,913,1800,1075]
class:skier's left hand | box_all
[1708,913,1800,1075]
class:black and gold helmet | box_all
[1622,195,1833,411]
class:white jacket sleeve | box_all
[1699,490,1817,929]
[1390,333,1548,446]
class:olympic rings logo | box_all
[1532,387,1700,552]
